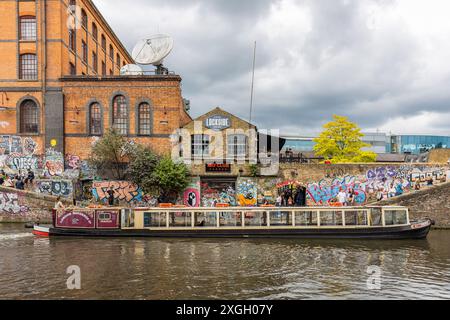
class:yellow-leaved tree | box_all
[313,115,377,163]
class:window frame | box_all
[19,16,37,41]
[18,98,39,134]
[137,101,153,136]
[88,101,103,136]
[19,54,38,80]
[111,94,129,135]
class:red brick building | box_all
[0,0,191,175]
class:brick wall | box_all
[0,186,70,223]
[377,182,450,228]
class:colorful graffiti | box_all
[201,181,236,207]
[0,136,37,156]
[183,178,201,207]
[0,192,28,215]
[65,154,81,170]
[36,180,73,198]
[92,181,143,203]
[307,176,367,205]
[43,148,64,177]
[236,178,257,207]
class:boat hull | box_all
[38,220,432,240]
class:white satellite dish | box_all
[120,64,144,75]
[131,34,174,66]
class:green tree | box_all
[151,156,191,203]
[88,129,134,180]
[126,145,160,193]
[313,115,377,163]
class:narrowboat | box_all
[33,206,433,240]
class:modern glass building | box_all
[389,135,450,155]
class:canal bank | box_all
[1,223,450,299]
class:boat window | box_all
[370,208,383,226]
[344,211,368,226]
[295,211,317,226]
[169,212,192,228]
[245,211,267,227]
[122,209,134,228]
[384,210,408,226]
[320,211,343,226]
[144,212,167,228]
[220,212,242,227]
[269,211,291,226]
[195,212,217,227]
[98,213,111,221]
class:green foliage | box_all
[151,157,191,202]
[126,145,159,193]
[88,129,134,180]
[249,164,259,177]
[313,115,377,163]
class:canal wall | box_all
[0,186,70,223]
[376,181,450,228]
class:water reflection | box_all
[0,224,449,299]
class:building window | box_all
[102,61,106,75]
[112,95,128,135]
[69,62,76,75]
[92,23,98,41]
[20,16,37,41]
[101,34,106,50]
[81,9,87,29]
[68,29,76,51]
[109,45,114,61]
[138,102,152,135]
[116,54,121,68]
[89,102,102,135]
[92,51,97,73]
[227,134,248,158]
[20,100,39,133]
[191,134,210,157]
[19,54,37,80]
[82,40,87,62]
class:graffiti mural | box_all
[307,176,367,206]
[0,192,28,215]
[36,179,73,198]
[236,178,257,207]
[65,154,81,170]
[0,136,37,156]
[92,181,143,203]
[201,180,236,207]
[183,178,201,207]
[43,148,64,177]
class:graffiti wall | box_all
[236,178,257,207]
[0,136,41,173]
[0,192,29,215]
[43,148,64,177]
[183,177,201,207]
[35,179,73,198]
[201,180,236,207]
[92,181,143,203]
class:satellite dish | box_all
[131,34,174,66]
[120,64,144,75]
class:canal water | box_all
[0,224,449,300]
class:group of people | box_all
[0,169,35,190]
[275,187,306,207]
[333,188,359,206]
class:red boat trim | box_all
[33,230,50,237]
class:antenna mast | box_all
[249,41,257,124]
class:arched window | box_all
[92,22,98,41]
[101,34,106,50]
[116,54,121,68]
[227,134,248,158]
[20,16,36,41]
[112,95,128,135]
[20,100,39,134]
[81,9,88,29]
[89,102,102,135]
[109,44,114,61]
[138,102,152,135]
[19,54,37,80]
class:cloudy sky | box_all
[93,0,450,136]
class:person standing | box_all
[107,187,115,206]
[337,188,347,206]
[275,194,282,207]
